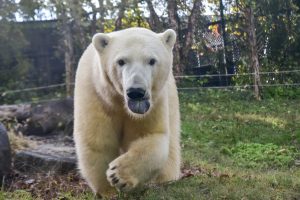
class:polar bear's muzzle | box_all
[126,88,150,114]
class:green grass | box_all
[1,89,300,199]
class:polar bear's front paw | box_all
[106,157,139,192]
[106,166,131,191]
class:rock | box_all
[23,98,74,136]
[14,135,76,174]
[0,104,31,120]
[0,123,11,184]
[0,98,74,136]
[14,151,76,174]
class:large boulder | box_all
[0,98,74,136]
[14,135,76,174]
[0,122,11,184]
[22,98,74,136]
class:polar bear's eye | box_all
[117,59,125,66]
[149,58,156,66]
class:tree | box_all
[0,0,31,91]
[98,0,106,32]
[115,0,127,30]
[231,0,300,99]
[48,0,89,97]
[145,0,203,75]
[244,5,262,100]
[144,0,164,32]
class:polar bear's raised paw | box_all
[106,157,139,191]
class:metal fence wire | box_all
[1,70,300,101]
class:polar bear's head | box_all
[92,28,176,117]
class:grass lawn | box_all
[1,90,300,199]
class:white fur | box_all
[74,28,180,197]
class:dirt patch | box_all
[3,170,89,199]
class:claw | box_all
[109,173,115,178]
[112,177,119,184]
[121,183,127,188]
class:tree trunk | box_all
[167,0,203,75]
[245,6,262,100]
[68,0,87,47]
[90,2,97,34]
[115,0,126,31]
[145,0,203,75]
[167,0,181,75]
[56,2,78,98]
[98,0,105,32]
[63,23,75,98]
[145,0,164,32]
[181,0,202,70]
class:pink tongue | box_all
[128,99,150,114]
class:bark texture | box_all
[167,0,202,75]
[245,6,262,100]
[115,0,126,31]
[145,0,164,32]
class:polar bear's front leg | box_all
[106,133,168,191]
[74,105,122,196]
[78,147,117,195]
[75,129,120,197]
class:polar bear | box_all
[73,27,181,197]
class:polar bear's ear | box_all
[160,29,176,49]
[92,33,110,53]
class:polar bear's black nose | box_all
[126,88,145,100]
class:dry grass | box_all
[7,131,34,153]
[3,120,36,154]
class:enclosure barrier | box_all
[1,70,300,104]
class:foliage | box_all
[263,86,300,99]
[229,142,299,169]
[0,86,66,104]
[0,1,31,92]
[121,9,149,29]
[206,0,300,99]
[232,0,300,84]
[0,190,33,200]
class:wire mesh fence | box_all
[1,70,300,104]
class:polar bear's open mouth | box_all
[127,99,150,114]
